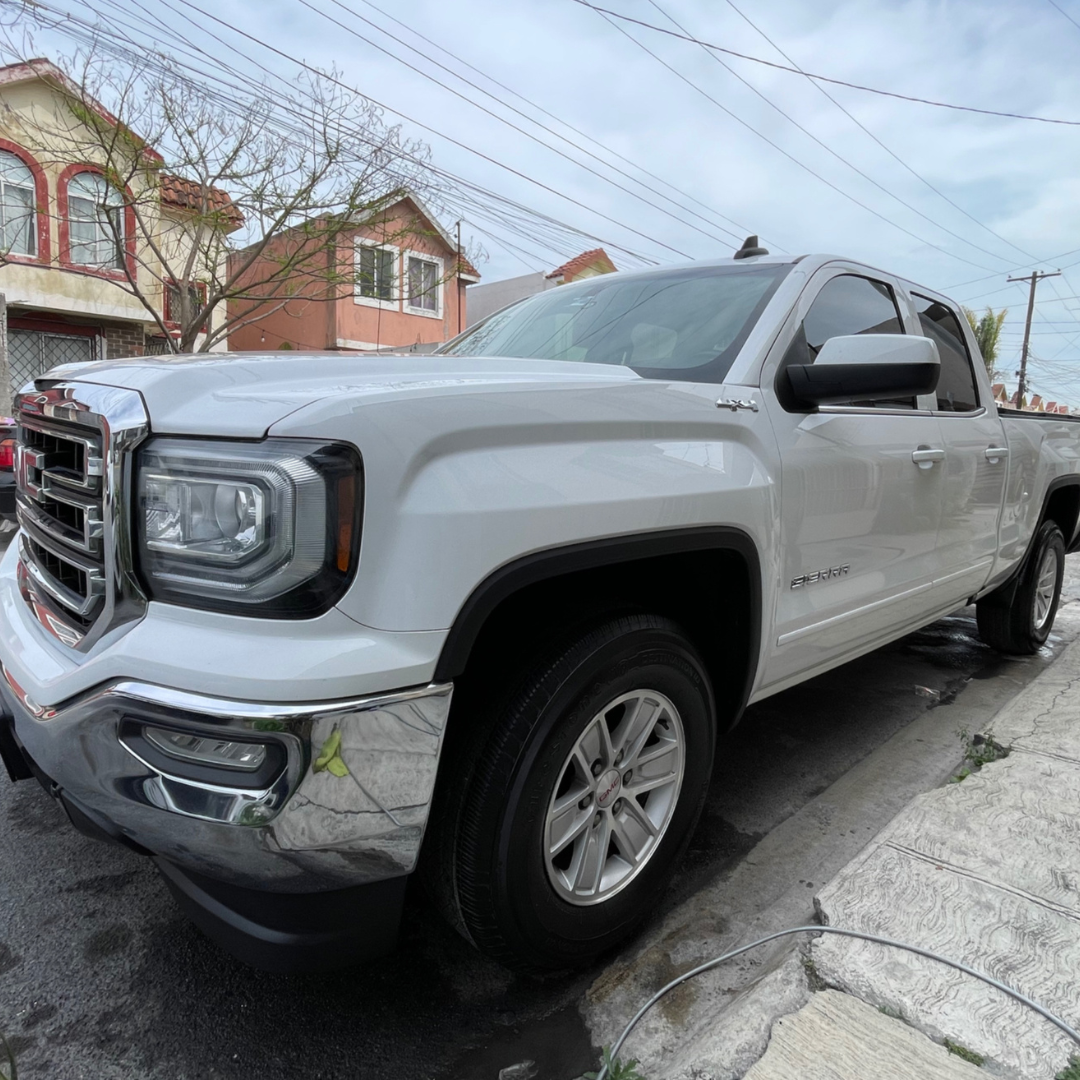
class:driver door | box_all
[758,268,946,694]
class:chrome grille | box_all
[14,383,149,651]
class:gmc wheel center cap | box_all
[596,769,621,808]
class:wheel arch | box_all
[1043,478,1080,554]
[980,477,1080,609]
[433,526,763,733]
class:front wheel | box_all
[977,520,1065,654]
[431,615,715,970]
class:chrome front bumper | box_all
[1,667,452,892]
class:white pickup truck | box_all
[2,250,1078,973]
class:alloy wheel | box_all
[544,689,685,906]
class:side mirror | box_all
[786,334,940,407]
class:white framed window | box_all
[0,150,36,256]
[68,171,125,269]
[404,251,443,318]
[354,238,398,310]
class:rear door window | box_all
[912,294,980,413]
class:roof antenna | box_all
[734,235,769,259]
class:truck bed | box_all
[998,408,1080,422]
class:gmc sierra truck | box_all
[2,250,1078,973]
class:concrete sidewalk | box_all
[744,637,1080,1080]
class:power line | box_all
[16,0,662,269]
[718,0,1044,268]
[1047,0,1080,33]
[351,0,765,246]
[591,4,1002,272]
[944,248,1080,292]
[573,0,1080,127]
[290,0,735,253]
[641,0,1015,270]
[15,0,666,270]
[318,0,762,249]
[163,0,695,261]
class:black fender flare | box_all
[433,525,763,723]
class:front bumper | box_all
[0,668,452,892]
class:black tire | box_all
[977,520,1065,654]
[425,614,715,970]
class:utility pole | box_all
[455,219,463,336]
[1007,270,1061,408]
[0,292,9,418]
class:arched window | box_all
[0,149,38,256]
[67,171,125,269]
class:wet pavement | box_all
[2,532,1079,1080]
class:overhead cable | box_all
[592,6,1001,271]
[352,0,762,244]
[718,0,1048,268]
[309,0,756,248]
[13,0,664,269]
[573,0,1080,128]
[165,0,695,261]
[643,0,1016,269]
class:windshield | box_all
[439,263,790,382]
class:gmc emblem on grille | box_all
[791,565,850,589]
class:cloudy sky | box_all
[19,0,1080,403]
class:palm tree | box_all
[962,306,1008,379]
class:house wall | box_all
[227,200,468,352]
[465,271,555,328]
[0,79,154,328]
[0,67,225,362]
[224,223,337,352]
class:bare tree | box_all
[6,46,441,352]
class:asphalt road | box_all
[3,529,1079,1080]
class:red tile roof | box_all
[160,174,242,227]
[546,247,617,281]
[454,253,481,280]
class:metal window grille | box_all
[7,329,97,389]
[144,336,175,355]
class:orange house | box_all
[227,191,479,353]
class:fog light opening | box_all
[143,726,268,771]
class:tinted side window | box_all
[912,294,980,412]
[782,273,909,409]
[803,274,904,356]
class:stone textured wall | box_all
[102,323,146,359]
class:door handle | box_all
[985,446,1010,464]
[912,446,945,469]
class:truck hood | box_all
[45,352,643,436]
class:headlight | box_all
[136,438,361,617]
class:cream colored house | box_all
[0,58,235,393]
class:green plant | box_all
[962,306,1008,379]
[801,952,827,992]
[944,1039,984,1066]
[952,728,1009,781]
[1055,1054,1080,1080]
[584,1047,647,1080]
[1,1032,17,1080]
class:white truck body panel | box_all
[3,252,1079,956]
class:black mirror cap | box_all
[787,361,940,407]
[734,235,769,259]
